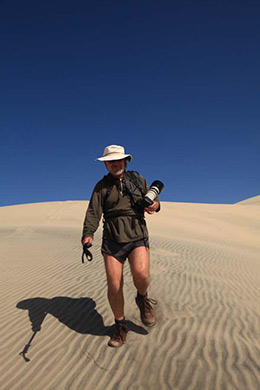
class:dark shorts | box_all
[101,237,149,261]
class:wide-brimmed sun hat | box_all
[96,145,132,162]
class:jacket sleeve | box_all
[81,182,103,242]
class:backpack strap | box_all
[102,174,114,211]
[102,171,146,213]
[124,171,147,217]
[125,171,145,197]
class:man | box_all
[82,145,160,347]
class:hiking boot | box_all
[108,323,129,348]
[135,294,157,327]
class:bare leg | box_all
[128,246,156,326]
[128,246,150,295]
[103,254,125,321]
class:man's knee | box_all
[107,279,123,297]
[133,269,150,285]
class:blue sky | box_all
[1,0,259,206]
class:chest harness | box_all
[102,171,146,229]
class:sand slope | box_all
[0,200,259,390]
[236,194,260,205]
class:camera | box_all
[134,180,164,213]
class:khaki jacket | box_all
[82,171,160,243]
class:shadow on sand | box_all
[17,296,147,361]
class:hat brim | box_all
[96,153,132,162]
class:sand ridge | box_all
[0,200,259,390]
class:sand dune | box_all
[0,199,259,390]
[236,194,260,205]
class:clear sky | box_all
[1,0,259,206]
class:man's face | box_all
[105,159,125,177]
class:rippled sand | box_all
[0,200,259,390]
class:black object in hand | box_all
[82,242,93,263]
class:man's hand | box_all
[82,237,93,263]
[144,201,159,215]
[82,237,93,246]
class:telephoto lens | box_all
[134,180,164,213]
[144,180,164,206]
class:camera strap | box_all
[82,243,93,263]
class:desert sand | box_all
[0,199,259,390]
